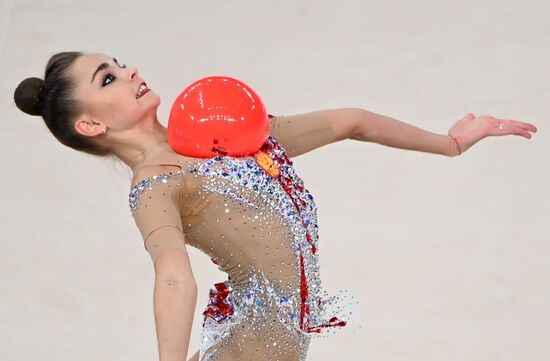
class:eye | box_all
[101,63,127,86]
[102,73,115,86]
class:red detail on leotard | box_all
[264,136,346,334]
[203,281,234,325]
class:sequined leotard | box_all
[128,115,355,361]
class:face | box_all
[70,53,161,136]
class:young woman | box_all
[14,52,537,361]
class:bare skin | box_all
[69,52,199,361]
[70,53,175,173]
[68,53,539,172]
[67,52,538,361]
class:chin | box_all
[145,92,161,108]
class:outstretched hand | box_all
[448,113,538,154]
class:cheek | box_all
[94,90,159,126]
[93,97,135,125]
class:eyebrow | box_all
[91,57,117,84]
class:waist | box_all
[202,274,301,328]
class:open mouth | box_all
[136,82,150,98]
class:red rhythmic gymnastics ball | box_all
[168,75,269,158]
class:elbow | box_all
[156,273,198,295]
[349,107,374,142]
[153,249,197,296]
[155,273,198,308]
[155,262,197,298]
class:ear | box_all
[74,114,105,137]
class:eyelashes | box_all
[102,62,128,86]
[103,74,114,86]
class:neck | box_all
[111,113,173,173]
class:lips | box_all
[136,82,150,98]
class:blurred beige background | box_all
[1,0,548,360]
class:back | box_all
[127,133,355,361]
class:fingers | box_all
[497,119,538,139]
[502,125,533,138]
[485,119,533,138]
[514,126,533,138]
[499,118,538,133]
[481,115,538,137]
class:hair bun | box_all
[14,77,45,116]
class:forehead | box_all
[71,53,112,88]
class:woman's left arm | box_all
[353,109,538,157]
[268,108,538,158]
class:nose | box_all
[128,66,138,80]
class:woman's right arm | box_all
[147,226,197,361]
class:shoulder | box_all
[131,164,185,187]
[129,148,204,190]
[129,163,187,215]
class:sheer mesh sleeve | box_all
[267,111,335,158]
[129,174,184,252]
